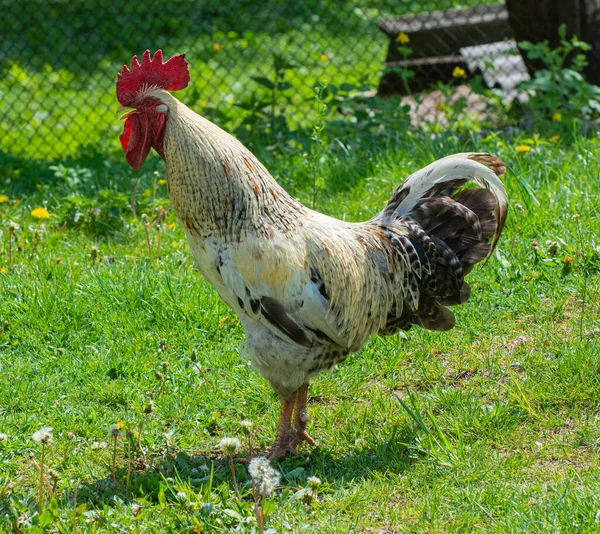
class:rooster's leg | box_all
[292,383,316,447]
[266,392,297,461]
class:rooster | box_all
[116,50,508,459]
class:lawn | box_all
[1,4,600,529]
[1,112,599,532]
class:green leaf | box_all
[263,499,277,516]
[251,76,275,90]
[223,508,243,520]
[48,498,59,516]
[158,485,166,508]
[284,467,305,481]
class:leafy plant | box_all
[517,25,600,129]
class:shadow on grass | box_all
[75,450,217,506]
[76,421,420,508]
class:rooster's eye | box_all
[145,98,153,106]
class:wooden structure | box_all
[377,5,513,95]
[506,0,600,85]
[377,1,600,96]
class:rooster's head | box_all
[116,50,189,170]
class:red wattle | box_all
[120,117,132,152]
[120,113,152,171]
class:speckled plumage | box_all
[144,89,508,400]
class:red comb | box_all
[116,50,190,104]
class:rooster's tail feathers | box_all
[383,153,508,272]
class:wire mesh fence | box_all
[2,0,599,160]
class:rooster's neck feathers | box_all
[159,92,304,241]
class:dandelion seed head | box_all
[0,433,7,442]
[239,419,253,433]
[32,426,53,444]
[219,436,241,454]
[307,476,322,489]
[248,456,281,495]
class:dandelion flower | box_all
[0,195,8,203]
[248,456,281,495]
[109,422,125,438]
[515,145,531,153]
[552,112,562,121]
[0,268,7,274]
[396,32,410,44]
[213,43,223,52]
[319,54,329,62]
[452,66,466,78]
[31,207,50,220]
[219,436,241,454]
[549,135,560,143]
[32,426,53,444]
[158,179,167,185]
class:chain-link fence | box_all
[2,1,599,160]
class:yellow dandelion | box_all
[213,43,223,52]
[31,207,50,219]
[115,421,125,430]
[319,54,328,62]
[515,145,531,153]
[452,66,466,78]
[396,32,410,44]
[166,223,177,230]
[549,135,560,142]
[0,194,8,203]
[0,268,7,274]
[158,179,167,185]
[552,112,562,121]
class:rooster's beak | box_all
[117,105,137,121]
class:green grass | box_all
[1,123,599,532]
